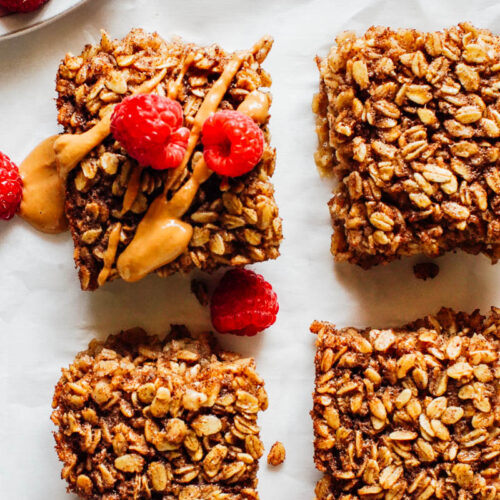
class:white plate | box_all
[0,0,88,40]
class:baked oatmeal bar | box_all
[51,326,267,499]
[56,29,281,290]
[313,24,500,268]
[311,308,500,499]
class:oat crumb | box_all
[413,262,440,280]
[267,441,286,466]
[191,278,210,306]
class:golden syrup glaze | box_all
[18,69,168,233]
[116,40,270,283]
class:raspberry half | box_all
[210,268,279,336]
[0,0,49,12]
[0,152,22,221]
[111,94,189,170]
[202,110,264,177]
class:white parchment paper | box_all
[1,0,500,498]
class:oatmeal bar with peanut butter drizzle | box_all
[313,24,500,269]
[56,29,281,290]
[52,326,268,499]
[311,308,500,499]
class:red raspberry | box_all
[111,94,189,170]
[210,269,278,336]
[0,0,49,12]
[0,152,22,220]
[202,110,264,177]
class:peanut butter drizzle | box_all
[121,55,194,216]
[18,69,168,235]
[236,90,271,125]
[54,68,168,181]
[116,39,270,283]
[116,158,211,282]
[168,52,194,100]
[97,223,122,286]
[55,110,113,181]
[121,165,144,215]
[19,135,68,233]
[163,56,245,193]
[164,37,268,194]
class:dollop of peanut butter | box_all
[237,90,270,124]
[19,135,68,234]
[17,69,168,236]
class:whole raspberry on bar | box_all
[0,152,22,221]
[0,0,49,12]
[202,110,264,177]
[210,268,278,336]
[111,94,189,170]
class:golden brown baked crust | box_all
[56,29,281,290]
[51,326,267,499]
[311,307,500,499]
[313,24,500,268]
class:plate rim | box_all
[0,0,90,41]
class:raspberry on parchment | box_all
[210,268,279,336]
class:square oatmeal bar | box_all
[56,29,281,290]
[314,24,500,268]
[52,326,267,499]
[311,308,500,499]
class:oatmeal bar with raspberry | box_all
[52,326,268,499]
[313,24,500,268]
[56,29,281,290]
[311,308,500,499]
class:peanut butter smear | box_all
[116,39,270,283]
[17,69,168,235]
[117,91,270,282]
[19,135,68,234]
